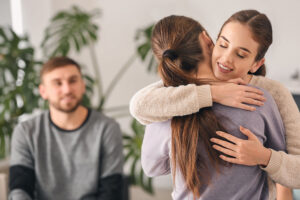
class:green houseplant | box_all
[40,6,156,194]
[0,5,157,193]
[0,4,157,194]
[0,27,41,159]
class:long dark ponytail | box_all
[152,15,227,198]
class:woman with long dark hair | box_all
[141,14,285,199]
[132,10,298,199]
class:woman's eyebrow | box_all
[239,47,251,53]
[220,36,229,43]
[220,35,251,53]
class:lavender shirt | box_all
[141,87,285,200]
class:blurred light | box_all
[10,0,24,35]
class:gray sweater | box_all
[141,87,286,200]
[9,109,124,200]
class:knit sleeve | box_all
[252,76,300,188]
[99,122,123,178]
[129,80,213,125]
[9,123,35,200]
[97,121,123,199]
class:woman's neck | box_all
[243,74,253,84]
[196,62,217,80]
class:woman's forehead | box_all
[220,22,259,52]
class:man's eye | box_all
[70,79,77,84]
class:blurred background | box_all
[0,0,300,199]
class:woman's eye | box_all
[219,44,226,48]
[237,54,245,59]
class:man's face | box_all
[39,65,85,113]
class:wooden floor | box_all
[130,186,172,200]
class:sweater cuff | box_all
[260,149,282,176]
[9,189,32,200]
[196,85,213,109]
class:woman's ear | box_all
[199,31,214,53]
[250,58,265,73]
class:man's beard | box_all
[49,95,83,113]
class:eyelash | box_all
[237,54,245,59]
[219,44,245,59]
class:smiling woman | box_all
[212,11,272,81]
[138,14,287,200]
[130,9,298,200]
[213,23,263,81]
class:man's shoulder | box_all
[17,110,49,131]
[89,109,119,128]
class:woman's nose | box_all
[222,50,234,64]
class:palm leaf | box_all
[123,118,153,194]
[0,26,41,158]
[41,6,100,57]
[135,24,157,73]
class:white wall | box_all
[20,0,52,58]
[0,0,12,26]
[14,0,300,189]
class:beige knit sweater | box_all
[130,75,300,189]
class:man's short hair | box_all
[40,57,82,81]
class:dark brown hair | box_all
[152,15,227,198]
[40,56,82,81]
[219,10,273,76]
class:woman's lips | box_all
[218,63,232,73]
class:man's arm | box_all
[9,124,35,200]
[97,122,124,200]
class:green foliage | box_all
[123,119,153,194]
[135,24,157,72]
[0,27,42,158]
[81,74,95,108]
[1,5,157,195]
[41,6,100,57]
[40,6,156,194]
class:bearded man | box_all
[9,57,123,200]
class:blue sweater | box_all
[141,87,285,200]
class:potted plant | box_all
[0,5,158,195]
